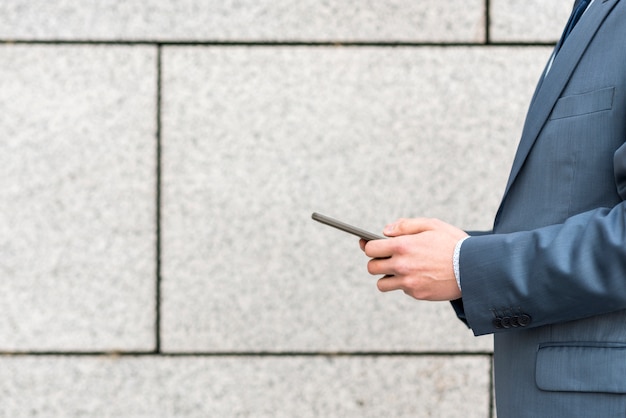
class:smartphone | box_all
[311,212,386,241]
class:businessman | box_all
[362,1,626,416]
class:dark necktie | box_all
[555,0,592,54]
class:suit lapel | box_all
[497,0,620,213]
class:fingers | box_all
[376,275,426,297]
[377,274,460,301]
[361,217,467,301]
[367,256,391,276]
[360,238,388,254]
[363,236,398,259]
[377,275,402,292]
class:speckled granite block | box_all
[160,46,551,353]
[0,0,485,42]
[0,45,157,351]
[491,0,573,42]
[0,355,491,417]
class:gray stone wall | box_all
[0,1,571,417]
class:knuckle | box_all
[400,276,432,300]
[394,218,408,230]
[392,238,411,255]
[394,261,412,276]
[415,286,431,300]
[426,217,441,228]
[410,284,431,300]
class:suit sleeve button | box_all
[501,316,512,328]
[492,318,503,329]
[510,316,520,328]
[518,314,532,327]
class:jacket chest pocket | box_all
[550,86,615,120]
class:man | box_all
[362,1,626,416]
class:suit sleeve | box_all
[459,207,626,335]
[450,229,493,328]
[456,140,626,336]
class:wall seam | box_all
[155,44,163,354]
[0,40,556,47]
[485,0,492,44]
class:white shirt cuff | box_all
[453,236,470,292]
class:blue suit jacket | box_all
[454,1,626,416]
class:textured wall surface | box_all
[0,1,572,417]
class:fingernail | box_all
[384,223,395,234]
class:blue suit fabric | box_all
[453,1,626,416]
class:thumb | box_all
[383,218,438,237]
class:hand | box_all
[360,218,468,301]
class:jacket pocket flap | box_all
[536,343,626,393]
[550,86,615,120]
